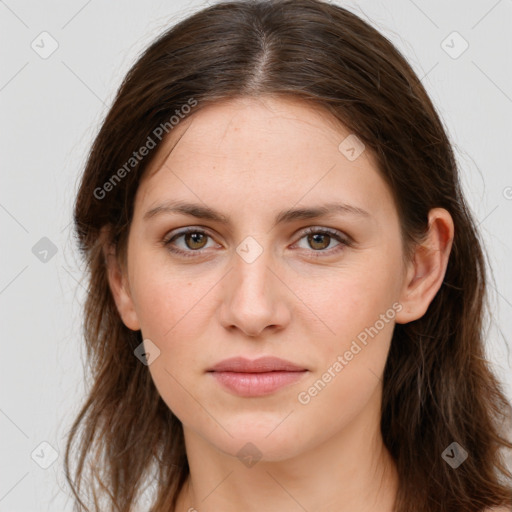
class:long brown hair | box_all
[66,1,512,510]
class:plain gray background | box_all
[1,0,511,510]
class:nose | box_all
[218,248,291,338]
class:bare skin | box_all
[105,95,455,511]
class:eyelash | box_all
[162,226,352,259]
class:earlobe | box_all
[103,240,141,332]
[395,208,454,324]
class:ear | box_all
[395,208,454,324]
[102,230,141,331]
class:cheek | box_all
[294,298,397,449]
[128,259,221,422]
[129,250,215,341]
[298,254,402,350]
[292,250,401,409]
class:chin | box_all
[202,415,310,463]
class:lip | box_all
[208,356,307,373]
[207,356,308,397]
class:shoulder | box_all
[484,507,512,512]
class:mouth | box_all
[207,356,309,397]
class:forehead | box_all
[135,95,394,223]
[143,96,360,178]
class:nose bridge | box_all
[219,233,289,336]
[232,234,274,303]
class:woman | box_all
[65,1,512,510]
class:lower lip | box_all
[209,371,307,397]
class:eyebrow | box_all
[143,200,371,226]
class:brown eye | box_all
[307,232,331,250]
[164,226,349,260]
[163,228,216,258]
[184,232,208,250]
[294,227,350,256]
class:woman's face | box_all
[112,95,415,461]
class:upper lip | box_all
[207,356,307,373]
